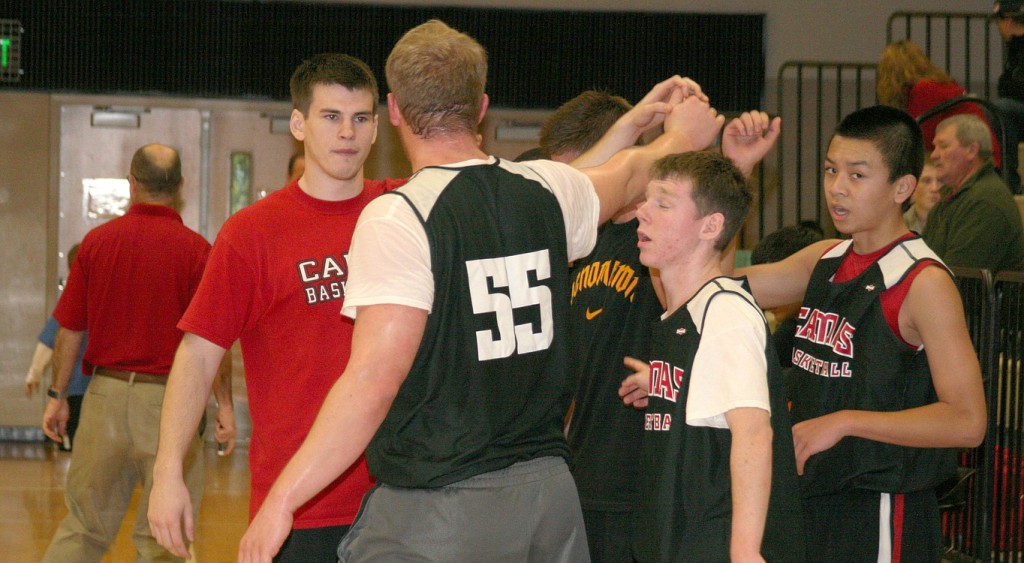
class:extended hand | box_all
[24,370,41,397]
[215,405,237,456]
[664,96,726,152]
[41,398,69,443]
[625,75,709,134]
[237,503,293,563]
[148,474,195,559]
[722,111,782,178]
[792,411,846,475]
[618,356,651,409]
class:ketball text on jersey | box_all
[792,306,855,378]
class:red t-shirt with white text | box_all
[180,179,404,528]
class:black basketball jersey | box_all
[366,160,573,489]
[566,218,662,512]
[791,237,956,497]
[634,277,804,562]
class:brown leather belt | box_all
[93,367,167,385]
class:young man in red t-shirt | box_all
[148,54,402,562]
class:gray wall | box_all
[0,92,52,435]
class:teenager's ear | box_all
[289,108,306,142]
[701,212,725,242]
[894,173,917,205]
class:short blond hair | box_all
[386,20,487,138]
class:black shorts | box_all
[581,508,633,563]
[275,525,349,563]
[802,489,941,562]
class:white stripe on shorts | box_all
[878,492,892,563]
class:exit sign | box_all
[0,19,23,82]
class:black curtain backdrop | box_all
[0,1,764,110]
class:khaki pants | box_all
[43,374,204,563]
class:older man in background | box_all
[41,144,227,562]
[924,113,1024,272]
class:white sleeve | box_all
[343,160,599,319]
[686,295,771,429]
[517,160,600,261]
[341,194,433,319]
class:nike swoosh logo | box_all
[585,308,603,320]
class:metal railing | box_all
[764,12,1004,239]
[990,271,1024,562]
[888,267,1024,563]
[949,267,998,561]
[887,12,1001,100]
[770,61,876,239]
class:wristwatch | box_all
[46,387,68,400]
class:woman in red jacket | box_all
[878,39,1002,168]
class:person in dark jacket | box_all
[993,0,1024,193]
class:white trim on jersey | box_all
[877,238,946,290]
[821,239,854,260]
[399,166,461,220]
[821,237,946,290]
[341,157,599,319]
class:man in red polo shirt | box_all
[41,143,226,562]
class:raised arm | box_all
[572,76,707,169]
[238,303,427,563]
[792,266,987,473]
[722,111,782,178]
[735,239,836,309]
[584,95,725,223]
[149,333,229,558]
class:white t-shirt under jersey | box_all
[342,157,600,318]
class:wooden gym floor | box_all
[0,440,251,562]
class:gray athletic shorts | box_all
[337,456,590,562]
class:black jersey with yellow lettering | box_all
[635,277,804,562]
[566,218,661,512]
[366,160,572,489]
[790,237,956,497]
